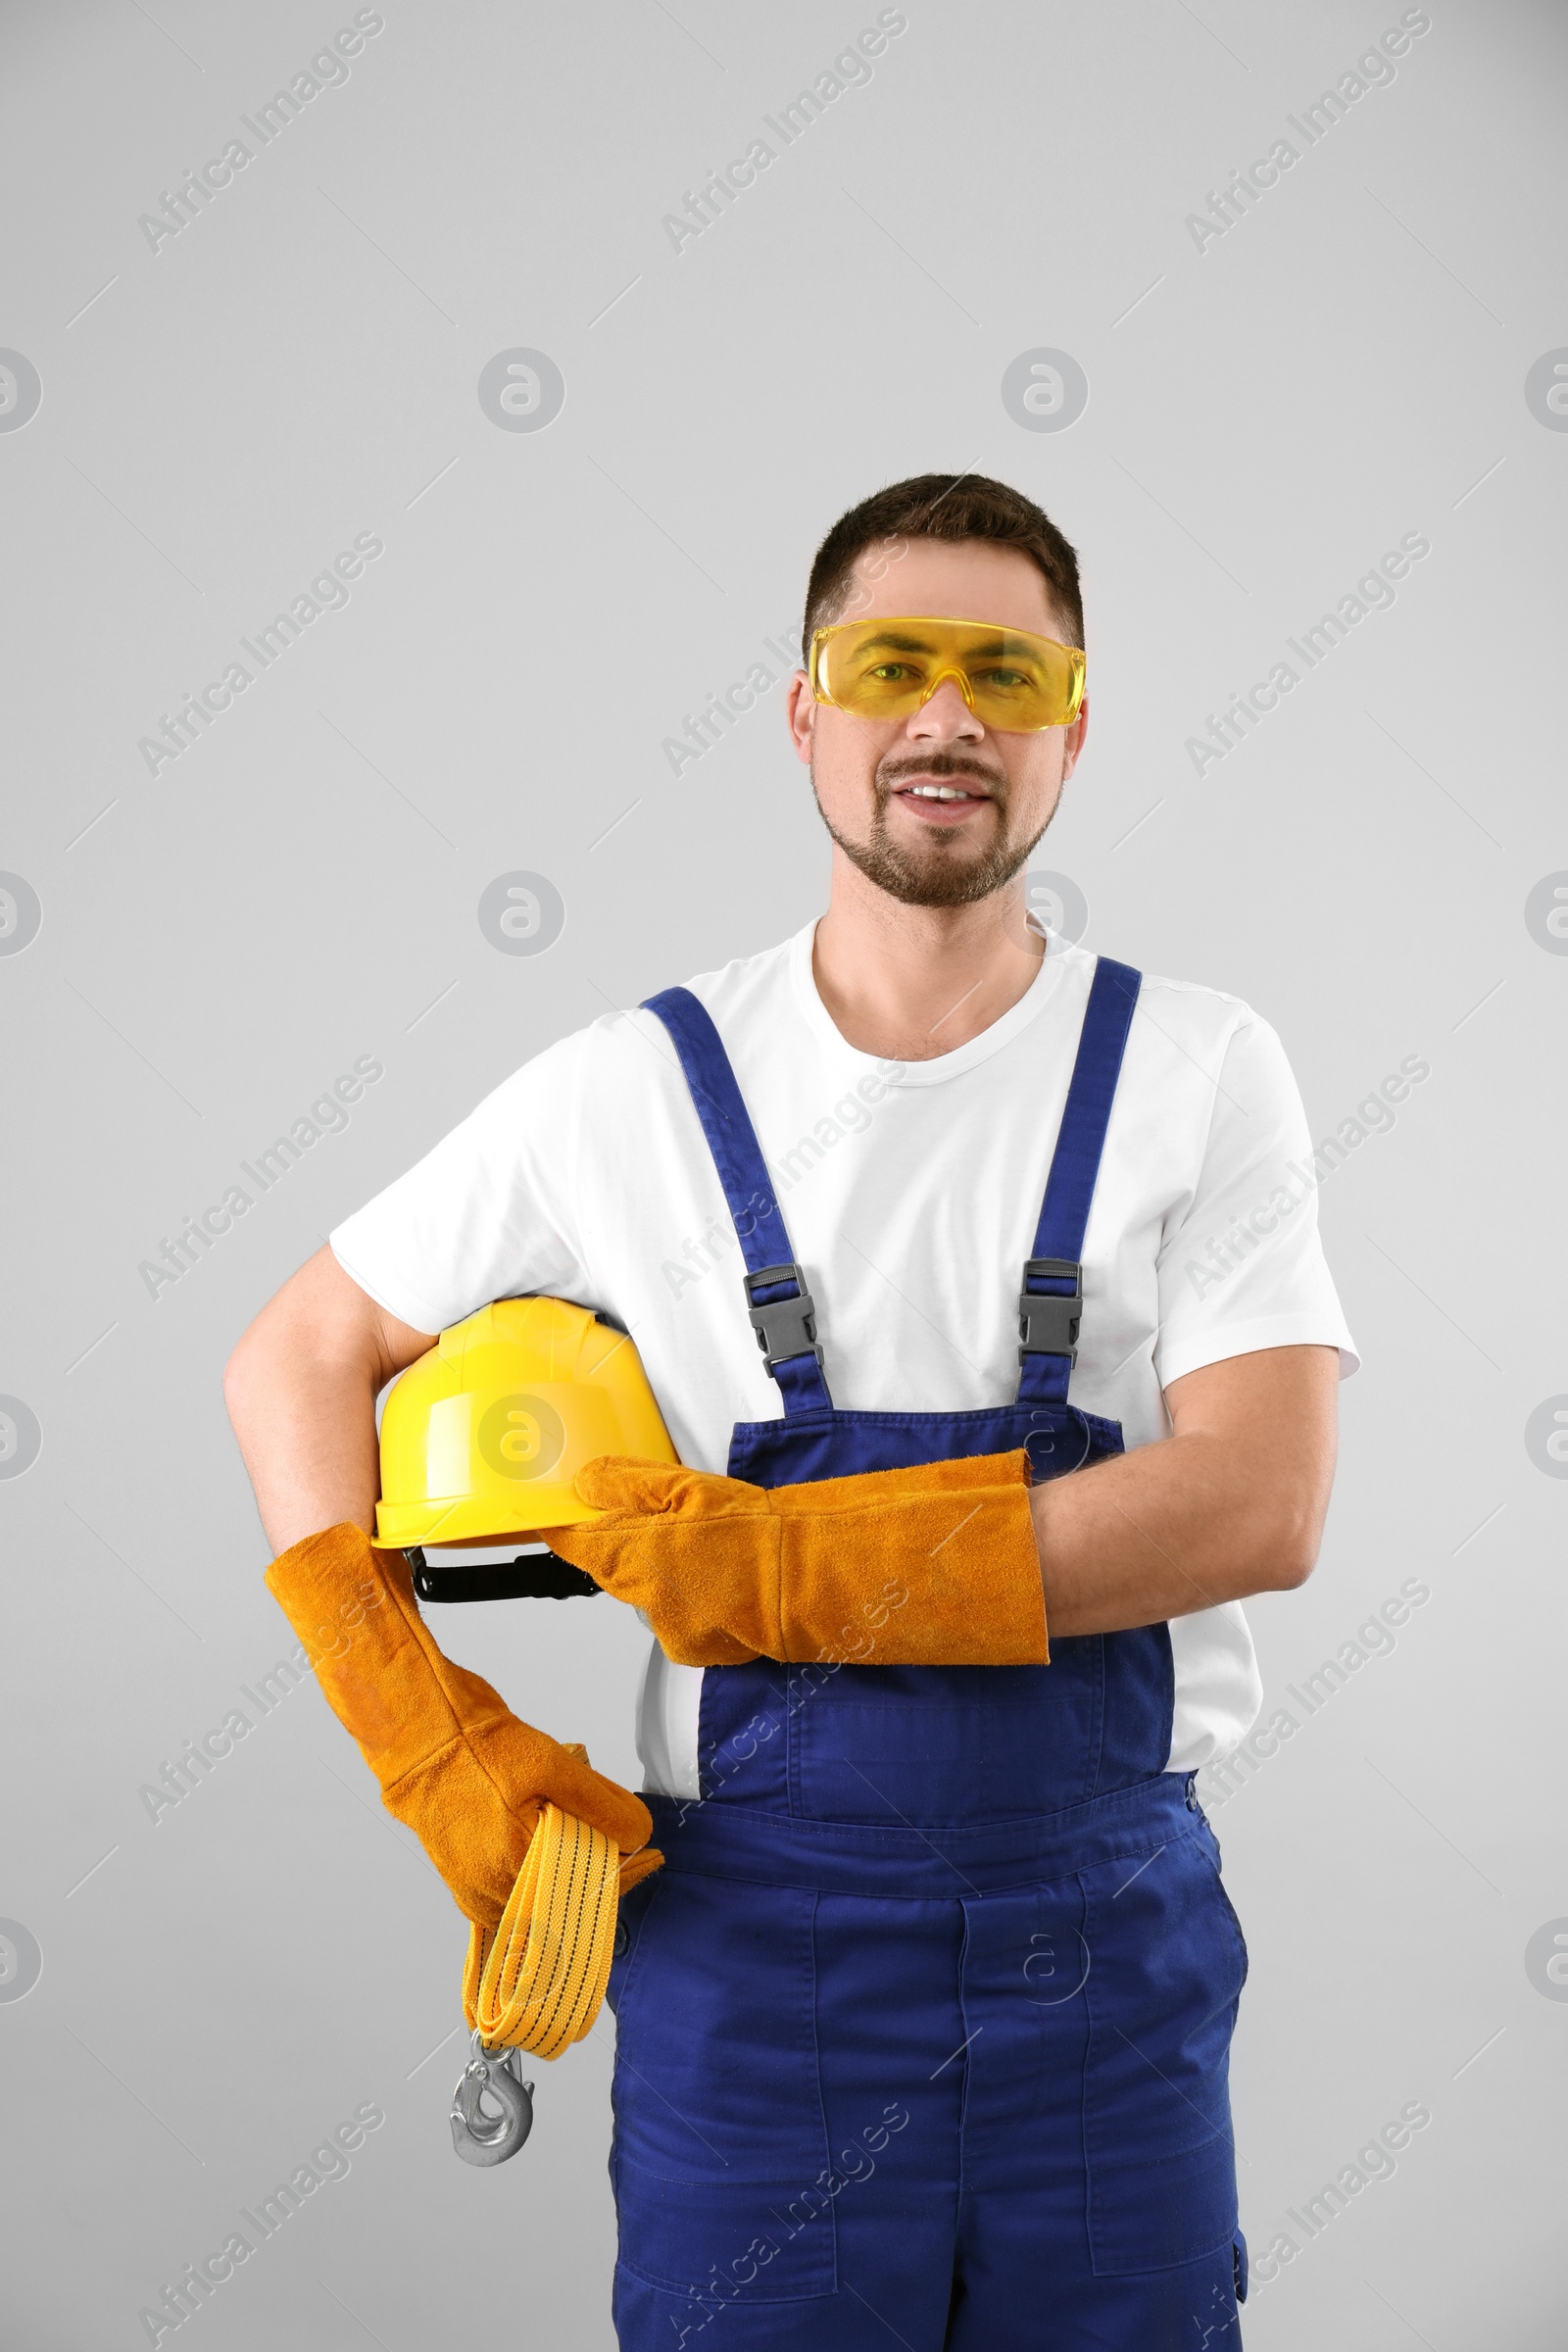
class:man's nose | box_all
[906,674,983,740]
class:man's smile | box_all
[880,755,1004,828]
[891,779,992,822]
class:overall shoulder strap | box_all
[642,987,833,1414]
[1015,956,1142,1411]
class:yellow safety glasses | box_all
[809,614,1086,732]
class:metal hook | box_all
[449,2031,535,2167]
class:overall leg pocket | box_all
[1081,1828,1246,2276]
[605,1868,662,2018]
[611,1873,837,2302]
[1202,1830,1250,1991]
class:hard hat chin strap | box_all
[406,1544,600,1606]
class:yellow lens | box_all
[811,617,1083,730]
[814,621,945,714]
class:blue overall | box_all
[606,959,1249,2350]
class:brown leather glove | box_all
[266,1524,658,1929]
[543,1450,1049,1669]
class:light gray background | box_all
[3,1,1565,2343]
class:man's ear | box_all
[1059,694,1089,782]
[785,672,815,766]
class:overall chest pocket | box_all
[610,1872,838,2302]
[789,1659,1105,1825]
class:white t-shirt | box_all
[331,923,1356,1794]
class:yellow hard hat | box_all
[375,1297,676,1550]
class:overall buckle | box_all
[744,1263,823,1373]
[1018,1257,1082,1363]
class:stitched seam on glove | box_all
[378,1735,542,1831]
[274,1532,647,1852]
[374,1562,550,1821]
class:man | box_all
[226,473,1352,2347]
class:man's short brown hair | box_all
[802,472,1085,662]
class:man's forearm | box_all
[1031,1435,1309,1635]
[1030,1347,1340,1637]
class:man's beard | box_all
[812,751,1052,908]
